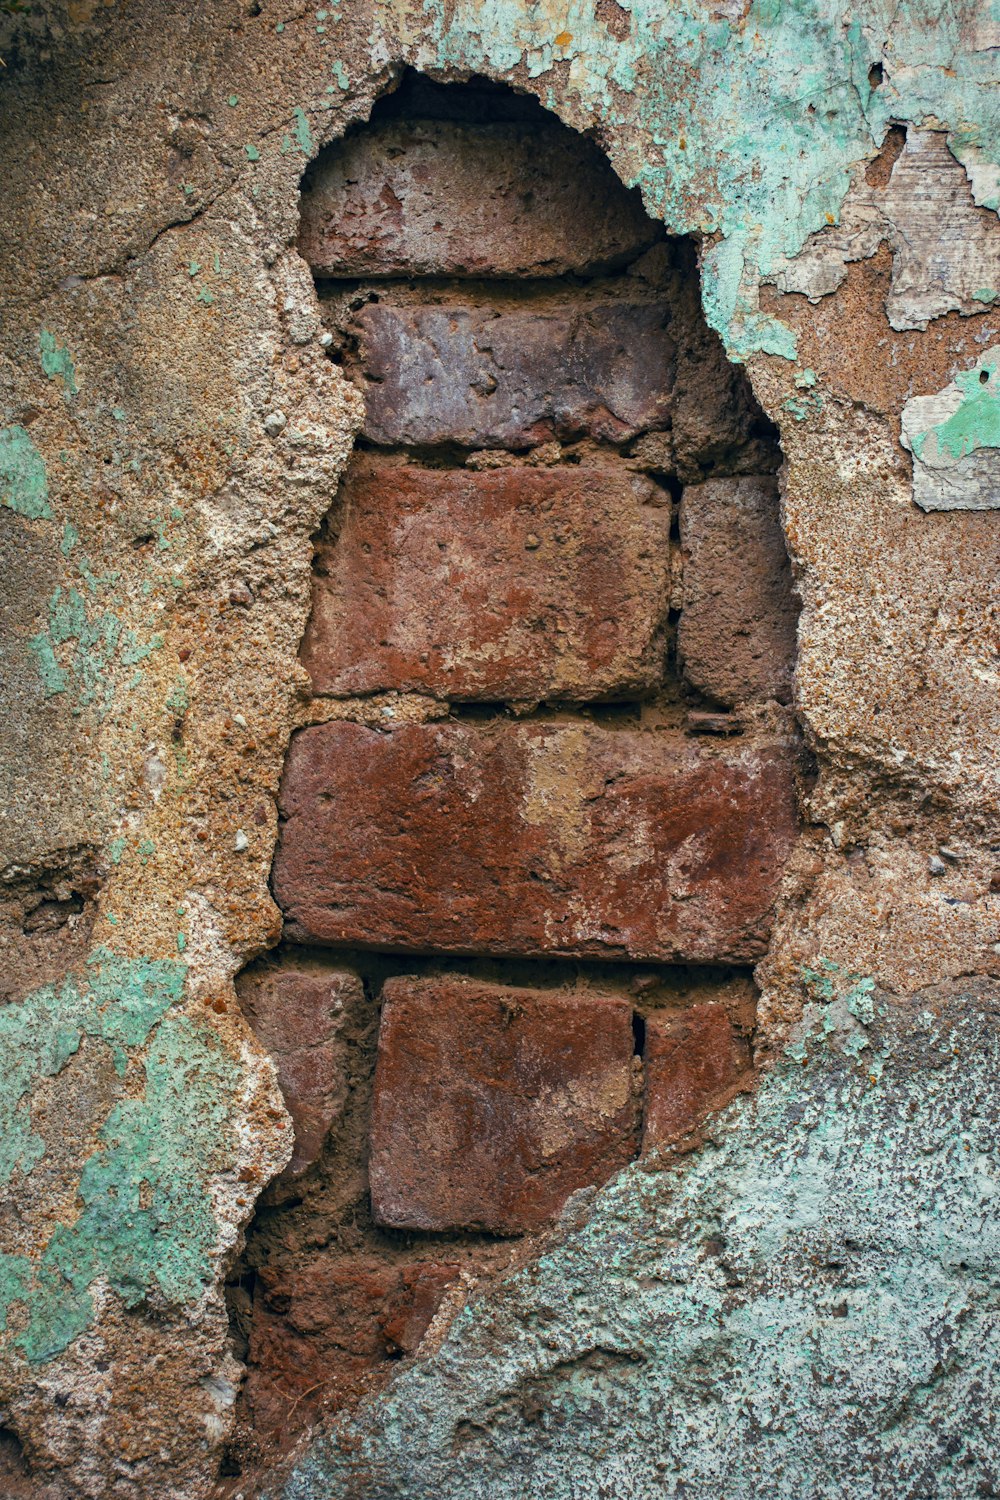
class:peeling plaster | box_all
[901,344,1000,509]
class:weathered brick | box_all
[236,962,364,1179]
[345,298,675,448]
[678,476,798,706]
[369,977,639,1233]
[247,1256,460,1440]
[642,1002,752,1148]
[299,120,657,279]
[273,721,799,963]
[302,457,671,702]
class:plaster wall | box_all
[0,3,997,1497]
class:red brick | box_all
[678,476,798,706]
[236,963,364,1179]
[272,721,799,963]
[642,1002,751,1148]
[345,298,674,448]
[299,120,657,279]
[247,1255,460,1440]
[369,977,639,1233]
[302,457,671,702]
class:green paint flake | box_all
[29,634,67,697]
[138,839,155,867]
[188,260,201,277]
[292,106,315,156]
[196,287,216,306]
[38,329,78,396]
[29,583,162,713]
[165,676,189,716]
[227,93,239,106]
[973,288,998,304]
[911,353,1000,462]
[330,59,349,89]
[245,143,261,161]
[0,958,238,1365]
[60,520,78,556]
[0,953,184,1193]
[0,425,51,520]
[176,931,187,954]
[108,836,127,865]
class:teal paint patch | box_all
[901,345,1000,510]
[292,106,316,156]
[911,352,1000,461]
[373,0,1000,361]
[0,425,51,520]
[280,978,1000,1500]
[60,520,78,556]
[17,1015,237,1364]
[29,582,164,712]
[38,329,78,396]
[0,953,240,1364]
[245,143,261,161]
[0,951,184,1192]
[330,59,349,89]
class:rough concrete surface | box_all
[0,2,997,1498]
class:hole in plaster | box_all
[868,61,884,88]
[221,71,798,1494]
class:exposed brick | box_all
[273,721,799,963]
[642,1002,752,1147]
[369,977,639,1233]
[302,457,671,702]
[299,120,657,279]
[345,298,675,448]
[378,1263,460,1355]
[678,476,798,706]
[247,1256,460,1440]
[236,963,365,1179]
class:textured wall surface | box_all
[0,2,997,1498]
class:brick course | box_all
[346,298,675,448]
[237,963,364,1180]
[642,1002,751,1147]
[299,120,657,279]
[272,721,799,963]
[369,977,639,1233]
[678,476,798,706]
[302,457,671,701]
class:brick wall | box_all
[226,74,799,1473]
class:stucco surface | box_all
[0,2,996,1496]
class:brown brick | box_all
[642,1002,751,1147]
[345,298,674,448]
[247,1256,460,1440]
[299,120,657,279]
[678,476,798,706]
[236,962,364,1179]
[273,721,799,963]
[302,457,671,702]
[369,977,639,1233]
